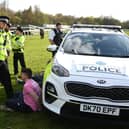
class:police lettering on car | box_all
[82,65,121,74]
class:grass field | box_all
[0,33,128,129]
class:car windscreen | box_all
[62,32,129,57]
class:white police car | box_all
[43,24,129,121]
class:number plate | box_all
[80,104,120,116]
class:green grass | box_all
[124,30,129,36]
[0,33,129,129]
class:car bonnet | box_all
[55,52,129,80]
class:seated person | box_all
[5,68,42,112]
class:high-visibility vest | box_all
[12,34,25,53]
[7,31,12,39]
[6,31,12,52]
[0,30,7,61]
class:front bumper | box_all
[61,101,129,122]
[43,73,129,121]
[43,93,129,122]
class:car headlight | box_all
[52,65,70,77]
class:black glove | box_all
[3,35,7,46]
[15,37,20,41]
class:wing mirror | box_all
[47,45,58,52]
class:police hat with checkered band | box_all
[0,16,9,24]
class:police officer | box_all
[49,23,63,56]
[0,16,14,98]
[40,29,44,39]
[12,26,26,76]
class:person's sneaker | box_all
[6,107,14,112]
[0,105,14,112]
[16,78,24,84]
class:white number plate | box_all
[80,104,120,116]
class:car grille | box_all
[65,82,129,101]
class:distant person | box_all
[49,23,63,56]
[5,68,42,112]
[40,29,44,39]
[12,26,26,77]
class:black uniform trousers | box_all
[13,52,26,75]
[6,92,32,112]
[0,61,14,98]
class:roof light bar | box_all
[72,24,122,31]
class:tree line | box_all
[0,2,129,28]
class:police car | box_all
[43,24,129,121]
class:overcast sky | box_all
[6,0,129,21]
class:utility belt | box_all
[0,60,6,67]
[0,46,5,52]
[12,49,23,53]
[0,48,4,50]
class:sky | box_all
[5,0,129,21]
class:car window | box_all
[63,32,129,57]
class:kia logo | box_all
[97,80,106,84]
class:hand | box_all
[15,37,20,41]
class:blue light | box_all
[96,61,106,66]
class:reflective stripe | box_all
[0,19,8,23]
[0,48,4,50]
[0,30,7,61]
[43,61,53,84]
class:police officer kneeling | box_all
[0,16,14,98]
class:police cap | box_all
[0,16,9,24]
[16,26,23,33]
